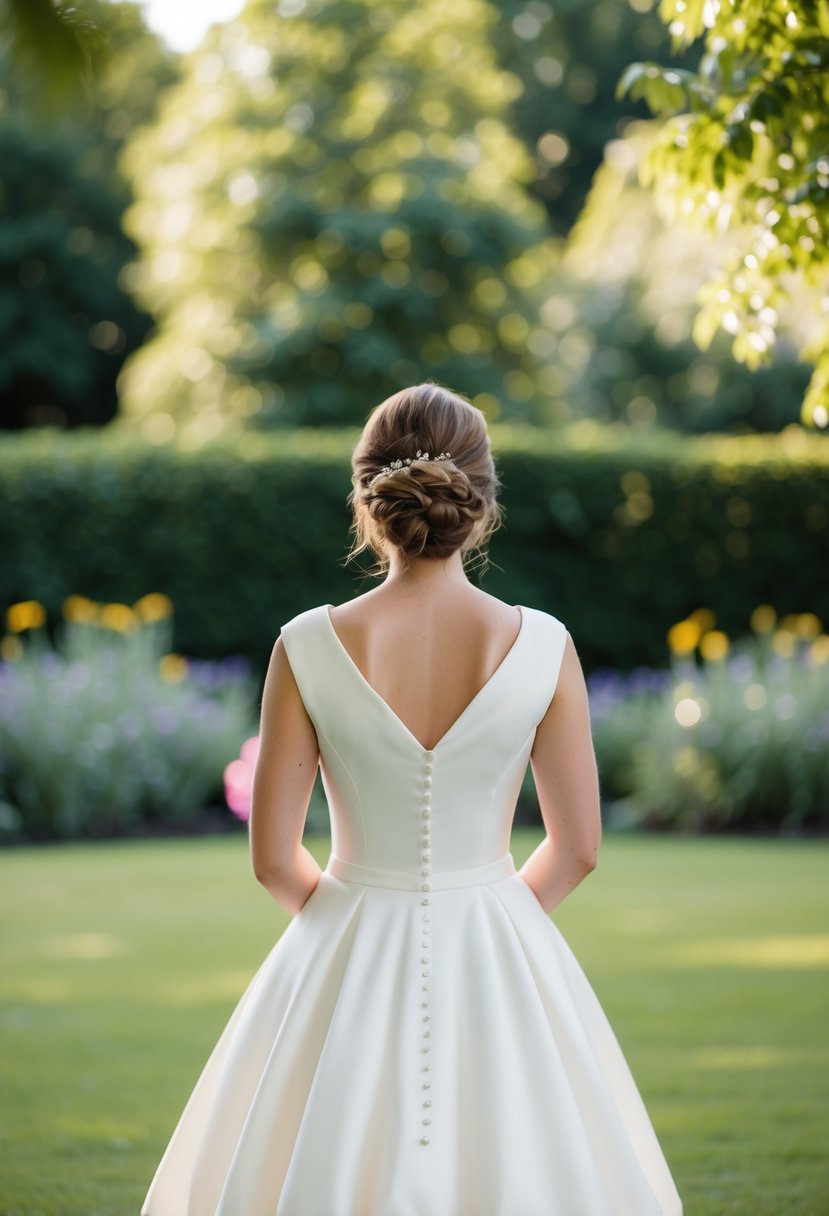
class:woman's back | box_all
[327,586,525,754]
[276,597,564,876]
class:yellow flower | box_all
[750,604,776,634]
[134,592,174,622]
[688,607,716,633]
[810,635,829,665]
[667,619,700,655]
[62,595,99,623]
[6,600,46,633]
[792,612,822,640]
[159,653,187,682]
[772,630,795,657]
[700,630,729,660]
[100,602,135,632]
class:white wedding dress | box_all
[142,602,682,1215]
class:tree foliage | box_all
[617,0,829,429]
[0,0,179,428]
[0,0,108,120]
[115,0,564,439]
[565,124,813,433]
[490,0,687,234]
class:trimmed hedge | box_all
[1,421,827,675]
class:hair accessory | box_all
[377,449,453,478]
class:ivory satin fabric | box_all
[141,602,683,1215]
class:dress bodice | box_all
[279,603,568,875]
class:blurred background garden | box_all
[0,0,827,1212]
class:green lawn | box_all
[1,830,827,1216]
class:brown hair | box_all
[345,382,504,577]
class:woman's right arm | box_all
[517,631,602,915]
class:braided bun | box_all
[346,384,503,576]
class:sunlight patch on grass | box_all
[40,932,126,960]
[12,977,71,1003]
[668,934,829,969]
[162,969,259,1005]
[615,907,673,933]
[690,1046,826,1071]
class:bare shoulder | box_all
[266,631,301,690]
[539,627,588,721]
[327,589,378,629]
[473,588,525,629]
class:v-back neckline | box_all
[321,603,527,755]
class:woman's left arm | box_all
[249,635,322,915]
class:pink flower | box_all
[223,735,260,821]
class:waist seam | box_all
[324,851,516,891]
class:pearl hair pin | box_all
[377,450,453,478]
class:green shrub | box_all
[588,610,829,833]
[0,595,258,841]
[0,421,827,676]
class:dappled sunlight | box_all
[39,932,126,961]
[615,908,673,934]
[667,934,829,970]
[690,1045,824,1072]
[9,977,71,1004]
[160,969,256,1006]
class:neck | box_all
[383,549,470,592]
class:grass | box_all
[1,828,827,1216]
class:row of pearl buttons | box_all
[419,748,434,1145]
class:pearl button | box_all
[422,1117,432,1125]
[424,1099,432,1106]
[417,759,436,1142]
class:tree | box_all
[489,0,693,234]
[562,123,812,434]
[617,0,829,430]
[115,0,562,439]
[0,0,180,428]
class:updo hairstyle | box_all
[345,382,504,577]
